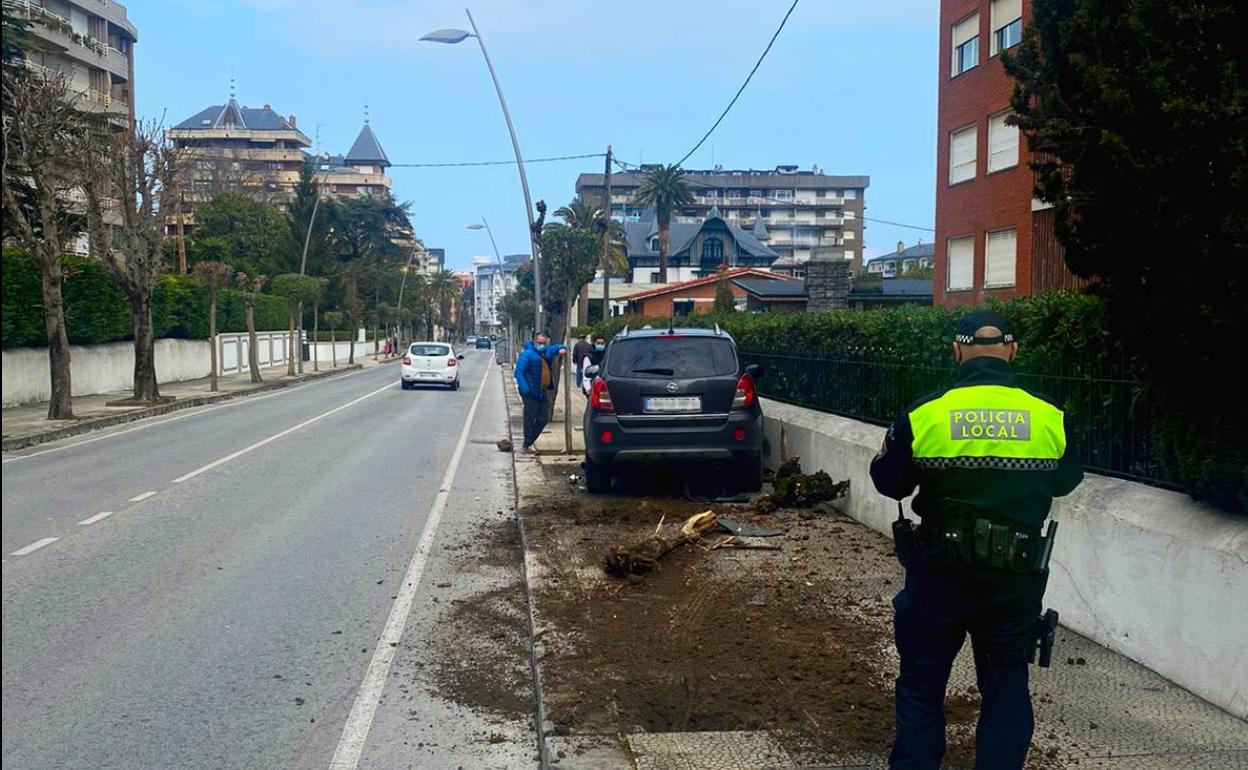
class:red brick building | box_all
[623,269,791,318]
[934,0,1081,306]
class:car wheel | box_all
[584,458,612,493]
[450,378,460,391]
[400,381,410,390]
[736,454,763,493]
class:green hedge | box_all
[592,293,1245,512]
[2,247,286,347]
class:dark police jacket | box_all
[870,357,1084,530]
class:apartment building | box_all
[7,0,138,127]
[167,98,311,215]
[304,121,393,201]
[473,254,528,332]
[935,0,1082,306]
[576,166,869,276]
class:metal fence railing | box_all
[738,349,1177,490]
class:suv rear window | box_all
[607,337,738,378]
[410,344,450,357]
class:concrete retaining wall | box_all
[3,339,211,407]
[759,398,1248,719]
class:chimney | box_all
[262,102,271,110]
[897,241,905,254]
[289,114,297,128]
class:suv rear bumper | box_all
[585,410,762,465]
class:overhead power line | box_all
[863,217,935,232]
[388,152,604,168]
[675,0,801,167]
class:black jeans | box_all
[522,394,547,448]
[889,548,1046,770]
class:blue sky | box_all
[135,0,938,271]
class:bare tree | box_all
[235,272,266,382]
[82,120,181,402]
[1,68,91,419]
[192,261,234,391]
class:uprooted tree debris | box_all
[755,457,850,514]
[604,511,720,578]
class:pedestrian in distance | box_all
[572,334,592,390]
[514,333,567,454]
[580,334,607,397]
[870,310,1084,770]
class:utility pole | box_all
[600,145,613,322]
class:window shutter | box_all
[947,236,974,290]
[950,126,978,184]
[952,13,979,48]
[988,113,1018,172]
[991,0,1022,32]
[984,229,1017,287]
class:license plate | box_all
[419,372,438,378]
[643,396,701,413]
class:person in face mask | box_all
[513,333,567,452]
[580,335,607,396]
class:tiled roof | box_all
[867,242,934,264]
[173,99,305,135]
[626,268,791,302]
[732,278,809,298]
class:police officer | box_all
[870,310,1084,770]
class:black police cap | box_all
[954,310,1015,345]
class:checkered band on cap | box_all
[915,456,1060,471]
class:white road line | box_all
[1,367,375,464]
[329,365,493,770]
[172,380,398,484]
[78,511,117,526]
[11,537,59,556]
[128,491,157,502]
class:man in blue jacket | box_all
[514,333,567,453]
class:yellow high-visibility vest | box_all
[909,385,1067,471]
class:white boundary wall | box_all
[759,398,1248,719]
[4,339,211,407]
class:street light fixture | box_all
[422,10,542,334]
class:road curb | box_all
[501,364,556,770]
[1,364,365,452]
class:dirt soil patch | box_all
[521,467,1011,767]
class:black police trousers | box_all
[889,546,1045,770]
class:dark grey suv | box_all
[582,326,764,493]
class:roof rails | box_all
[714,323,723,336]
[617,325,630,338]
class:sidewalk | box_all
[2,355,398,451]
[500,366,1248,770]
[533,383,588,455]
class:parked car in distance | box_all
[475,337,492,350]
[401,342,463,390]
[466,335,478,345]
[582,326,764,493]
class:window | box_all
[843,210,856,219]
[843,189,856,200]
[985,228,1017,287]
[607,337,738,378]
[949,125,978,184]
[988,112,1019,172]
[650,271,662,283]
[843,231,855,241]
[990,0,1022,55]
[952,13,980,76]
[700,236,724,266]
[947,236,974,290]
[773,189,793,201]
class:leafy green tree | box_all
[323,310,344,368]
[192,261,234,391]
[539,226,601,348]
[1005,0,1248,510]
[632,164,694,283]
[327,192,413,352]
[234,272,267,382]
[192,192,290,275]
[553,197,629,323]
[269,273,322,376]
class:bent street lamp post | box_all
[422,12,542,336]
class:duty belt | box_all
[919,514,1045,573]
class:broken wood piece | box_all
[604,510,719,578]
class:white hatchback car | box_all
[401,342,463,390]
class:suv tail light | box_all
[590,378,614,412]
[732,374,756,409]
[402,355,411,365]
[447,357,457,367]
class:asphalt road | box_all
[2,352,538,770]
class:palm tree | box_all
[632,164,693,283]
[427,270,460,341]
[551,198,629,323]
